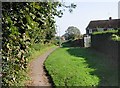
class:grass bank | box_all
[45,47,118,86]
[28,44,57,62]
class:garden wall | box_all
[91,33,119,59]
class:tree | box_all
[2,2,76,86]
[64,26,81,40]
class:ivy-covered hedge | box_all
[92,29,120,41]
[2,2,76,87]
[112,34,120,41]
[2,2,62,86]
[92,30,118,35]
[91,30,119,59]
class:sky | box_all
[55,0,120,36]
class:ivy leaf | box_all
[27,24,32,29]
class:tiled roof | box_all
[86,19,120,30]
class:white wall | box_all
[88,27,114,34]
[97,28,104,31]
[107,28,114,30]
[84,35,91,47]
[89,29,92,34]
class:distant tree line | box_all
[62,26,81,40]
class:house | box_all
[86,17,120,34]
[61,36,65,41]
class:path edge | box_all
[43,47,59,88]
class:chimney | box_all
[109,17,112,20]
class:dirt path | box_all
[26,47,58,87]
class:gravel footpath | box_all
[26,47,58,87]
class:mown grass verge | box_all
[28,44,57,62]
[45,47,118,87]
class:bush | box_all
[92,30,118,35]
[112,34,120,41]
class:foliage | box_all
[53,36,61,46]
[92,29,120,41]
[62,39,84,47]
[2,1,76,86]
[92,30,118,35]
[28,44,56,62]
[2,3,30,86]
[63,26,81,40]
[111,34,120,41]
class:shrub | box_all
[92,30,118,35]
[111,34,120,41]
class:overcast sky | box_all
[55,0,119,36]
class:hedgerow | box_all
[92,30,118,35]
[92,29,120,41]
[2,2,60,86]
[112,34,120,41]
[2,2,76,86]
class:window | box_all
[104,28,107,31]
[89,29,92,34]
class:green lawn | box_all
[44,47,118,86]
